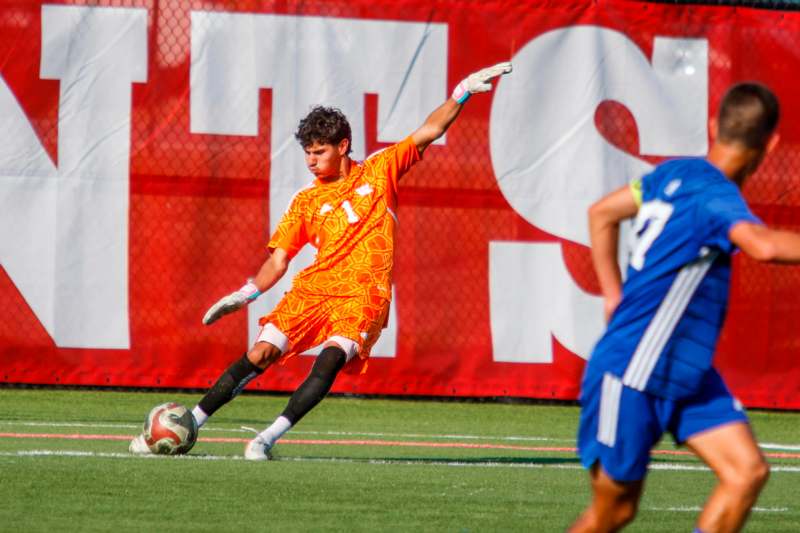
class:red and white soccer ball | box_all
[142,402,198,455]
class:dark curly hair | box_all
[294,106,352,154]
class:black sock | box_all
[281,346,346,425]
[198,353,263,417]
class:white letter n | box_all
[0,6,147,348]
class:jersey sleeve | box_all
[697,184,762,254]
[629,177,643,207]
[267,191,308,259]
[366,135,421,193]
[636,163,665,205]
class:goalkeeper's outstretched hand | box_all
[452,62,512,104]
[202,280,262,325]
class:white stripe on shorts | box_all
[598,373,623,447]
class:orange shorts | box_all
[258,287,390,374]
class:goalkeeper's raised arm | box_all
[202,248,290,325]
[411,61,512,154]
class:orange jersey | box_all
[267,136,421,299]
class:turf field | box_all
[0,389,798,532]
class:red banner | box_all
[1,0,799,408]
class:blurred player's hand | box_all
[202,280,262,325]
[452,62,512,103]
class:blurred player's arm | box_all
[730,222,800,263]
[588,185,640,321]
[252,248,291,291]
[411,62,512,155]
[202,248,290,325]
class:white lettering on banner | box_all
[490,242,606,362]
[488,27,708,362]
[0,6,146,348]
[190,13,447,355]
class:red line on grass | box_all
[0,432,131,441]
[1,432,798,459]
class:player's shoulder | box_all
[365,146,390,162]
[647,158,727,195]
[359,144,397,180]
[654,157,719,178]
[363,145,395,170]
[287,180,318,204]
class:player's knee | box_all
[311,346,346,381]
[755,459,771,488]
[589,467,642,529]
[247,342,282,369]
[612,498,639,528]
[581,498,637,531]
[323,336,358,362]
[721,457,770,494]
[742,458,770,492]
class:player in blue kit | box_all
[569,83,800,533]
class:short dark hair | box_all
[717,82,780,149]
[294,106,352,154]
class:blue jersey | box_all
[589,158,761,400]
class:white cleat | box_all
[129,433,153,455]
[244,435,273,461]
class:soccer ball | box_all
[142,402,198,455]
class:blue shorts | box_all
[577,367,748,482]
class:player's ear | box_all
[338,138,349,156]
[709,117,719,143]
[766,132,780,154]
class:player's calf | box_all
[195,352,266,424]
[242,345,348,461]
[281,345,347,424]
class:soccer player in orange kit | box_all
[129,62,511,460]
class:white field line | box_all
[2,449,577,466]
[761,442,800,451]
[3,420,800,452]
[6,449,580,466]
[0,420,574,443]
[646,506,789,513]
[648,463,800,473]
[3,450,800,475]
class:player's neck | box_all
[707,142,760,187]
[317,156,352,184]
[340,156,352,178]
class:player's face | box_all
[304,140,347,180]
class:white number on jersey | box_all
[630,199,674,270]
[341,200,360,223]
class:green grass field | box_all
[0,389,798,532]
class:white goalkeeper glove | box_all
[202,279,262,325]
[451,62,512,104]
